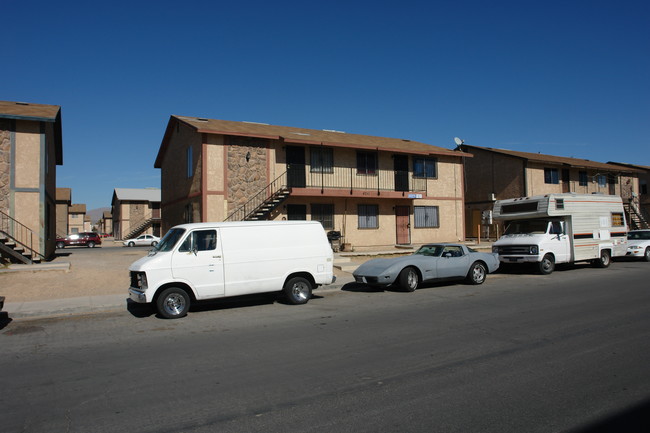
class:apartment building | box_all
[609,162,650,229]
[97,211,113,236]
[55,187,72,237]
[68,204,86,234]
[111,188,161,240]
[0,100,62,263]
[154,116,468,248]
[458,144,641,237]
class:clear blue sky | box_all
[5,0,649,212]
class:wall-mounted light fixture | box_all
[246,151,251,162]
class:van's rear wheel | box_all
[594,250,611,268]
[538,254,555,275]
[284,277,312,305]
[156,287,190,319]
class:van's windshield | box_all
[504,219,549,235]
[152,228,186,252]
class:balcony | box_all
[289,165,428,197]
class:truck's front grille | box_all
[496,246,534,255]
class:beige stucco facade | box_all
[460,145,641,238]
[111,189,161,239]
[0,101,62,262]
[156,116,467,249]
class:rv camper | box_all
[492,193,628,274]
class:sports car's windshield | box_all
[414,245,445,257]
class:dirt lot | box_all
[0,244,150,302]
[1,242,355,303]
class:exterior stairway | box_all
[123,216,161,241]
[0,210,44,264]
[225,172,290,221]
[247,188,291,220]
[624,201,650,230]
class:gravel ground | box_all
[1,241,353,303]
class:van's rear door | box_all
[171,228,225,299]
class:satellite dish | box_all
[454,137,464,145]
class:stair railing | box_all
[226,171,288,221]
[0,209,45,262]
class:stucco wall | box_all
[0,120,10,216]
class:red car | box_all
[56,232,102,249]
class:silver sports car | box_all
[353,244,500,291]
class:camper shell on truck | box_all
[128,221,335,318]
[492,193,628,274]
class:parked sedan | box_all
[353,244,500,291]
[626,230,650,261]
[56,232,102,248]
[123,234,160,247]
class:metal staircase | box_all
[225,172,291,221]
[123,216,161,241]
[0,210,44,264]
[624,200,650,230]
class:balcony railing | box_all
[297,165,428,194]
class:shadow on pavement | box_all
[127,291,326,319]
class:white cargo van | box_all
[492,193,628,274]
[128,221,335,318]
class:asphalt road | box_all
[2,260,649,433]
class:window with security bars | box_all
[414,206,439,228]
[310,147,333,173]
[544,168,559,184]
[311,204,334,229]
[358,204,378,229]
[611,212,624,227]
[413,157,437,178]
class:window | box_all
[413,157,437,178]
[544,168,559,184]
[287,204,307,220]
[579,171,588,187]
[611,213,624,227]
[641,180,648,195]
[358,204,379,229]
[414,206,439,228]
[357,152,377,175]
[311,204,334,229]
[597,175,607,187]
[556,199,564,210]
[184,203,193,224]
[187,146,193,178]
[179,229,217,252]
[310,147,333,173]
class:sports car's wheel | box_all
[284,276,312,305]
[593,250,611,268]
[538,254,555,275]
[466,262,487,285]
[399,267,419,292]
[156,287,190,319]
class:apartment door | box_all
[561,169,570,193]
[393,155,409,192]
[395,206,410,244]
[286,146,306,188]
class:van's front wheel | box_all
[284,277,312,305]
[156,287,190,319]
